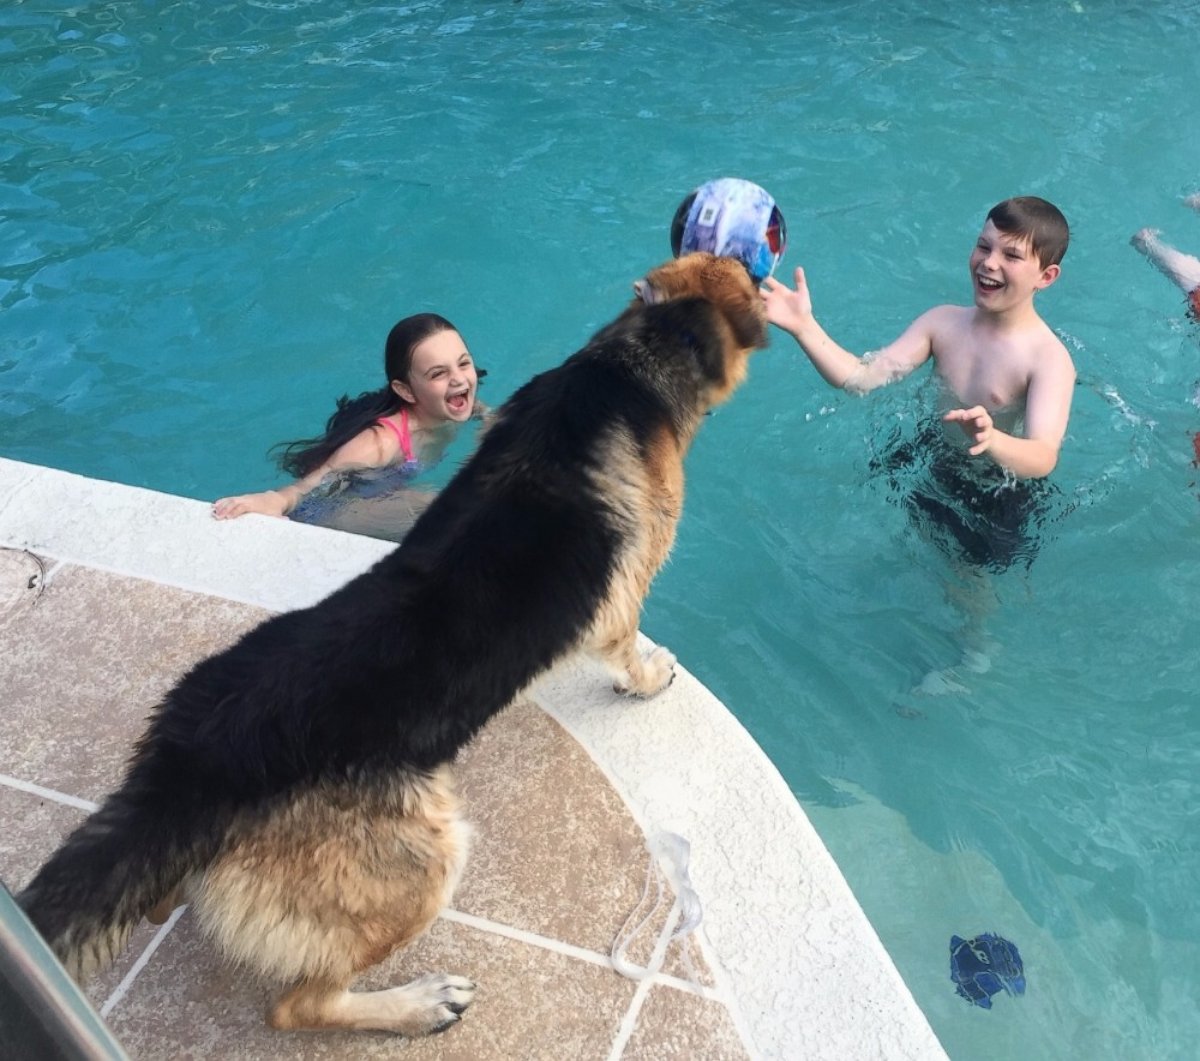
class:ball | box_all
[670,177,787,283]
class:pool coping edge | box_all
[0,456,947,1061]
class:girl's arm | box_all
[212,424,398,520]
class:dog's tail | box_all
[17,765,230,981]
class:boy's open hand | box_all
[760,266,815,333]
[943,406,994,455]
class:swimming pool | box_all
[2,2,1198,1057]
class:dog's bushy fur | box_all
[18,253,768,1036]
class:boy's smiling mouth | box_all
[976,274,1004,291]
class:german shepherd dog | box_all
[18,253,768,1037]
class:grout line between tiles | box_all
[533,694,765,1058]
[607,975,654,1061]
[438,907,720,1001]
[40,557,68,586]
[0,784,720,999]
[606,903,682,1061]
[0,772,99,814]
[99,904,187,1018]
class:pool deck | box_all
[0,456,947,1060]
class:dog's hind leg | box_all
[194,767,476,1036]
[146,871,198,925]
[268,972,476,1035]
[145,889,180,926]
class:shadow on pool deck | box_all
[0,553,749,1060]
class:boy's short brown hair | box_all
[987,196,1069,269]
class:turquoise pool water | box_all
[3,2,1199,1057]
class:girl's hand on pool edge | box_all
[212,489,291,520]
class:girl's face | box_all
[391,329,477,423]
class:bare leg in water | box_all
[1131,228,1200,297]
[1132,203,1200,465]
[910,562,998,697]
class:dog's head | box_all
[633,252,769,352]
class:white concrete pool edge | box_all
[0,457,946,1061]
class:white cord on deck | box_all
[610,831,703,984]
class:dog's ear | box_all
[638,256,767,347]
[633,278,662,305]
[687,255,769,349]
[700,259,768,349]
[723,284,769,350]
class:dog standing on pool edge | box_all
[16,253,768,1037]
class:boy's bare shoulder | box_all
[917,303,972,326]
[919,303,976,344]
[1031,316,1075,370]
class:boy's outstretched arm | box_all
[761,267,932,392]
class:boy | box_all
[762,196,1074,571]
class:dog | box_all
[17,252,768,1037]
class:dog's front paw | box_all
[613,646,677,698]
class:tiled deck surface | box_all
[0,458,947,1060]
[0,554,747,1059]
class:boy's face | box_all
[968,220,1060,311]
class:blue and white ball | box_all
[670,177,787,283]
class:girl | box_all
[213,313,483,529]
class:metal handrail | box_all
[0,882,130,1060]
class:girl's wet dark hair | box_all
[987,196,1069,270]
[273,313,466,478]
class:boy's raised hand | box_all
[943,406,995,456]
[760,266,815,333]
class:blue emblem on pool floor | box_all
[950,933,1026,1008]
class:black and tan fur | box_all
[17,253,768,1036]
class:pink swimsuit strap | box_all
[375,407,415,463]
